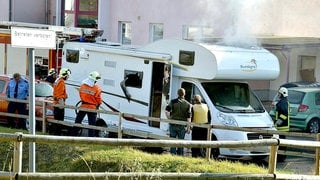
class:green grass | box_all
[0,126,290,174]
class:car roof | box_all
[281,81,320,88]
[288,86,320,93]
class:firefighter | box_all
[72,71,102,137]
[274,87,290,162]
[275,87,290,132]
[45,68,57,84]
[51,68,71,135]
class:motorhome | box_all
[61,38,280,159]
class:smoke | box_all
[221,0,264,47]
[194,0,269,47]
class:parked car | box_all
[0,74,54,130]
[269,87,320,133]
[280,81,320,88]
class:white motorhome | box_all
[61,39,280,159]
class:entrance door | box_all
[149,62,171,127]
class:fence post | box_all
[118,113,123,139]
[315,133,320,175]
[13,132,23,173]
[205,125,212,160]
[268,137,279,175]
[42,101,47,134]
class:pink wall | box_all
[105,0,234,45]
[99,0,320,45]
[0,1,9,21]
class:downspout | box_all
[9,0,12,21]
[280,49,291,83]
[55,0,62,25]
[45,0,48,24]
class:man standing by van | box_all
[52,68,71,135]
[72,71,102,137]
[165,88,192,156]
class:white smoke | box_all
[221,0,263,47]
[193,0,269,47]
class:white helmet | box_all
[48,68,57,76]
[59,68,71,78]
[89,71,101,81]
[278,87,288,97]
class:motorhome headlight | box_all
[46,109,54,116]
[217,112,238,126]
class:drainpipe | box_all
[55,0,62,25]
[9,0,12,21]
[280,49,291,83]
[45,0,48,24]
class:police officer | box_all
[52,68,71,135]
[275,87,290,131]
[6,73,29,129]
[72,71,102,137]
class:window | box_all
[150,23,163,42]
[66,49,79,63]
[179,50,195,66]
[182,25,215,40]
[299,56,316,82]
[316,93,320,105]
[63,0,98,28]
[119,22,132,45]
[124,70,143,88]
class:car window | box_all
[0,80,5,93]
[315,93,320,105]
[35,83,53,97]
[287,90,305,104]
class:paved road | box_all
[277,155,315,175]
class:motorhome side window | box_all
[66,49,80,63]
[179,50,195,66]
[124,70,143,88]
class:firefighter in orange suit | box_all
[52,68,71,135]
[72,71,102,137]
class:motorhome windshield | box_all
[202,82,265,113]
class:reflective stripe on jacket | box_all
[79,83,102,109]
[275,100,290,132]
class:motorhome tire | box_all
[210,136,220,159]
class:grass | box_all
[0,126,290,175]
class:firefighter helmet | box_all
[48,68,57,76]
[278,87,288,97]
[89,71,101,81]
[59,68,71,78]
